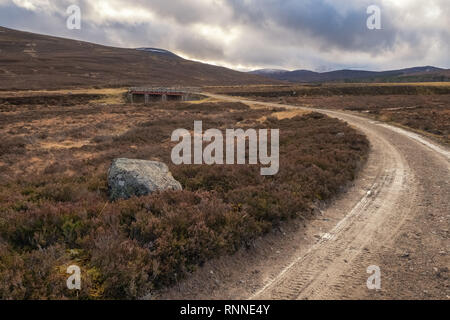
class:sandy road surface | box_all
[158,94,449,300]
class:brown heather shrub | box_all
[0,99,369,299]
[0,94,105,107]
[127,191,261,286]
[0,136,27,157]
[89,232,154,299]
[0,242,78,299]
[374,107,450,143]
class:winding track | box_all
[201,93,450,300]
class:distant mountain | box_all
[0,26,278,90]
[136,47,180,58]
[250,68,290,75]
[249,66,449,83]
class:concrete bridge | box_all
[127,87,199,103]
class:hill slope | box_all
[251,66,450,83]
[0,27,277,90]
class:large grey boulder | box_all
[108,158,182,200]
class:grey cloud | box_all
[227,0,399,52]
[0,0,448,71]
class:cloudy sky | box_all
[0,0,449,71]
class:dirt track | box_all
[157,94,449,300]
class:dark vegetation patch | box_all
[0,94,104,106]
[370,107,450,143]
[211,86,450,144]
[209,84,450,97]
[320,95,449,144]
[0,97,368,299]
[0,136,28,157]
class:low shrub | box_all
[0,101,369,299]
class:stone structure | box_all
[127,87,199,103]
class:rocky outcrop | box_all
[108,158,182,200]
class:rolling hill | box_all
[0,26,277,90]
[250,66,450,83]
